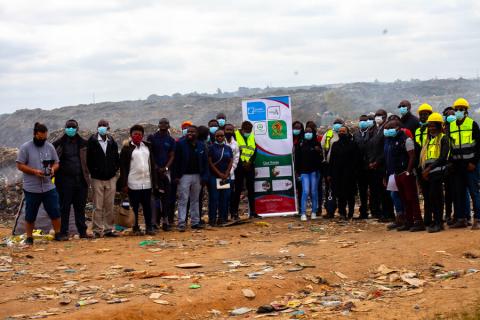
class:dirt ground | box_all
[1,216,480,320]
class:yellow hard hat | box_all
[417,103,433,114]
[453,98,470,109]
[427,112,444,123]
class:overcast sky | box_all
[0,0,479,113]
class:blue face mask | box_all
[97,126,108,136]
[304,132,313,140]
[65,127,77,137]
[244,132,251,138]
[359,121,369,130]
[399,106,409,116]
[217,119,226,127]
[293,129,301,136]
[367,119,374,128]
[384,128,398,137]
[332,123,342,132]
[419,122,425,126]
[182,128,188,136]
[455,110,465,120]
[209,126,218,134]
[206,135,211,142]
[215,140,224,145]
[446,115,457,123]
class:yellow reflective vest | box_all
[424,133,446,173]
[323,129,334,151]
[415,126,428,147]
[449,117,476,160]
[235,130,256,162]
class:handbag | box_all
[115,199,135,228]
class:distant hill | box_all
[1,78,479,148]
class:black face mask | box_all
[33,137,46,147]
[338,134,349,140]
[225,132,233,139]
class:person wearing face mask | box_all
[442,107,456,224]
[305,120,324,214]
[292,121,305,212]
[414,104,433,226]
[174,125,209,231]
[295,126,323,221]
[147,118,176,231]
[216,113,227,131]
[118,125,158,236]
[292,121,304,146]
[195,125,211,224]
[208,130,234,226]
[321,118,344,163]
[232,121,258,219]
[224,124,240,220]
[208,119,220,143]
[384,119,425,231]
[52,119,91,240]
[327,126,358,219]
[448,98,480,229]
[365,109,394,221]
[353,115,373,219]
[419,113,450,233]
[86,120,120,238]
[398,100,420,134]
[16,123,63,245]
[180,121,193,140]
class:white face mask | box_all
[374,116,384,125]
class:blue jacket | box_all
[174,139,209,182]
[384,131,409,176]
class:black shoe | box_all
[55,233,69,241]
[25,237,34,245]
[428,224,443,233]
[152,224,160,230]
[249,213,260,219]
[450,219,468,229]
[387,222,400,231]
[93,232,103,239]
[162,223,171,232]
[409,222,426,232]
[79,233,93,239]
[132,226,144,236]
[397,224,412,232]
[178,226,186,232]
[446,218,456,226]
[191,224,205,230]
[104,232,118,238]
[145,229,156,236]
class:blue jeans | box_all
[466,163,480,219]
[300,171,319,214]
[208,176,231,224]
[390,191,404,216]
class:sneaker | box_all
[54,233,69,241]
[409,222,426,232]
[300,214,307,221]
[191,224,205,230]
[450,219,468,229]
[311,213,318,220]
[25,237,34,245]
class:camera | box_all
[42,160,55,177]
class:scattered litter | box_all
[242,288,256,299]
[230,307,253,316]
[334,271,348,279]
[189,284,201,289]
[153,300,170,305]
[76,299,98,307]
[175,263,203,269]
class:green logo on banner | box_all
[268,120,287,139]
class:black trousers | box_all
[128,189,153,229]
[369,169,394,219]
[58,176,87,236]
[423,173,444,225]
[153,175,171,225]
[231,164,255,216]
[444,174,453,220]
[357,168,369,218]
[418,176,431,226]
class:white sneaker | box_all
[300,214,307,221]
[311,213,318,220]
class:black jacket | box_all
[117,140,158,193]
[294,138,323,174]
[400,112,420,135]
[353,128,372,170]
[53,134,90,187]
[365,124,386,170]
[86,133,120,180]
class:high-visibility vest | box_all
[235,130,256,162]
[449,117,476,160]
[323,129,334,151]
[415,126,428,147]
[424,133,446,173]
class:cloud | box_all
[0,0,479,112]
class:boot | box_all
[472,219,480,230]
[409,221,426,232]
[450,218,468,229]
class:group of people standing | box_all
[16,114,259,245]
[294,98,480,233]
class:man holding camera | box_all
[16,123,63,245]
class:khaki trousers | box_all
[92,177,117,234]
